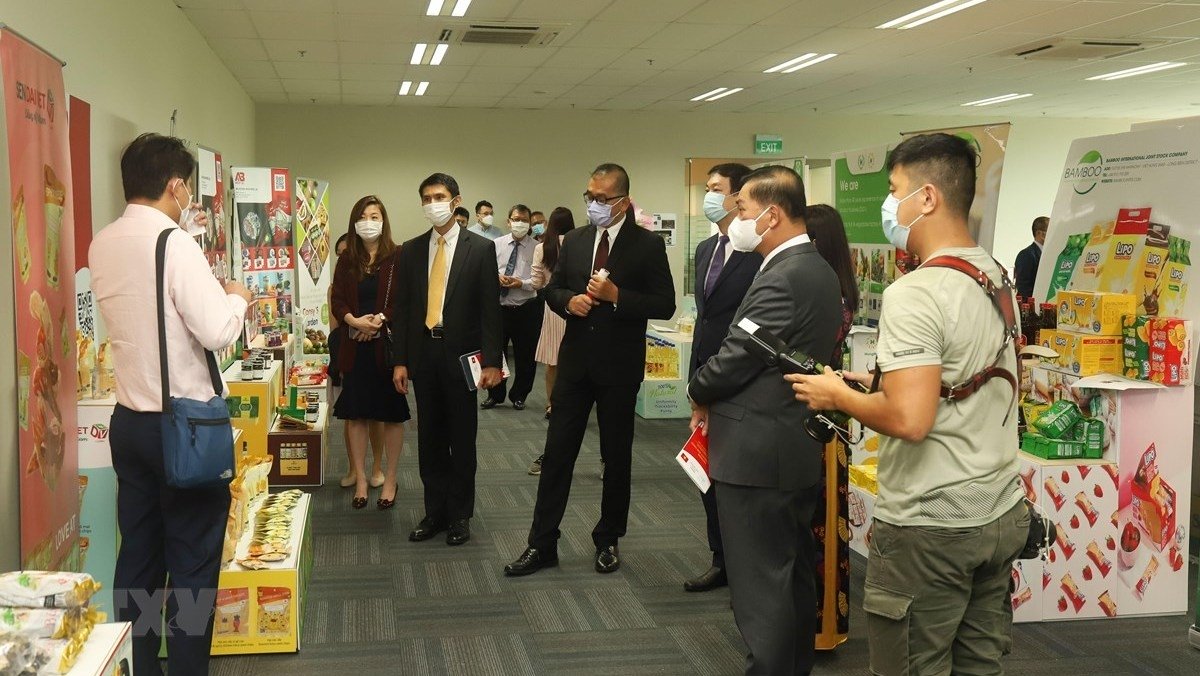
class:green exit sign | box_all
[755,134,783,155]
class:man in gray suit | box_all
[688,165,841,675]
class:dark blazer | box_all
[689,242,841,491]
[1014,241,1041,299]
[330,249,400,373]
[544,219,675,385]
[391,227,503,375]
[690,234,762,379]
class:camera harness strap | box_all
[871,256,1019,421]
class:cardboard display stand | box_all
[267,403,328,487]
[224,360,283,458]
[636,326,692,420]
[68,622,133,676]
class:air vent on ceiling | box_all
[1007,38,1165,61]
[444,23,564,47]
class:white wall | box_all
[0,0,255,568]
[256,106,1136,302]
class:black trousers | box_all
[110,404,230,676]
[528,374,639,551]
[701,486,725,569]
[413,335,480,522]
[717,481,819,676]
[488,300,543,404]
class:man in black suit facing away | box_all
[1014,216,1048,298]
[682,162,760,593]
[688,166,841,675]
[392,172,503,546]
[505,163,675,577]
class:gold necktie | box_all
[426,235,447,329]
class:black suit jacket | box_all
[1014,241,1041,299]
[689,243,841,490]
[544,220,675,385]
[391,227,503,377]
[690,234,761,380]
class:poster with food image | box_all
[233,167,294,341]
[293,177,332,363]
[2,28,80,570]
[832,145,895,326]
[197,146,230,283]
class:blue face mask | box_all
[880,187,925,251]
[587,198,622,228]
[532,223,546,237]
[703,191,731,223]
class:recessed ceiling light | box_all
[690,87,728,102]
[705,87,743,102]
[399,81,412,96]
[451,0,473,17]
[961,93,1032,106]
[877,0,989,30]
[415,82,430,96]
[764,53,817,74]
[426,0,444,16]
[781,53,836,73]
[1086,61,1187,81]
[411,44,427,65]
[430,43,449,66]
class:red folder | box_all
[676,425,711,493]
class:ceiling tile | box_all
[335,14,439,43]
[250,11,337,41]
[452,81,518,97]
[575,69,658,87]
[1066,4,1200,40]
[461,66,538,83]
[338,62,411,80]
[332,0,427,15]
[541,48,625,69]
[563,22,668,49]
[337,41,417,64]
[1140,19,1200,40]
[178,0,243,9]
[607,48,699,70]
[340,94,397,106]
[239,78,285,94]
[225,60,279,80]
[521,67,598,86]
[263,40,339,62]
[250,92,291,104]
[510,0,610,22]
[281,78,341,95]
[341,80,399,95]
[183,9,259,40]
[208,38,270,61]
[242,0,335,12]
[598,0,709,23]
[637,23,745,50]
[999,2,1149,35]
[274,60,340,80]
[683,0,793,25]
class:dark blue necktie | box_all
[501,240,520,297]
[704,235,729,298]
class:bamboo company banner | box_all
[901,123,1010,254]
[831,144,894,326]
[233,167,293,345]
[2,28,80,569]
[294,177,332,362]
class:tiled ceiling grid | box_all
[178,0,1200,118]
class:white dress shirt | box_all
[90,204,247,411]
[592,214,627,270]
[494,233,537,306]
[427,223,462,324]
[468,222,504,240]
[760,233,812,270]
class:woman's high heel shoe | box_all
[352,496,368,509]
[377,483,397,510]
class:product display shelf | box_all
[211,491,313,655]
[267,403,328,487]
[223,360,284,458]
[67,622,132,676]
[636,325,692,419]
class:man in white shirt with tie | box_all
[90,133,251,676]
[482,204,542,411]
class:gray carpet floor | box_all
[211,377,1200,675]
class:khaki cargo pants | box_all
[863,501,1029,676]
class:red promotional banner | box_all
[2,28,80,570]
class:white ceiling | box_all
[177,0,1200,118]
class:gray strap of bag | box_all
[155,228,225,414]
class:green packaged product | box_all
[1122,315,1150,380]
[1031,399,1082,439]
[1047,233,1089,302]
[1021,432,1087,460]
[1069,418,1105,458]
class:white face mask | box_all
[727,207,771,252]
[424,200,455,227]
[509,220,530,238]
[173,180,203,236]
[480,214,494,226]
[355,219,383,242]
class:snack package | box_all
[43,164,67,289]
[1147,317,1192,386]
[1053,331,1123,377]
[1135,222,1171,315]
[1098,208,1151,294]
[12,185,31,283]
[1031,399,1082,439]
[1078,220,1117,286]
[0,572,99,609]
[215,588,250,636]
[1057,291,1137,336]
[1158,235,1191,317]
[31,635,85,675]
[1122,315,1151,380]
[256,587,292,635]
[1130,444,1177,550]
[0,607,84,640]
[1069,418,1105,458]
[1047,233,1090,301]
[1020,432,1086,460]
[1097,590,1118,617]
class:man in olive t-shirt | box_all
[789,133,1026,675]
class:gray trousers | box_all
[717,481,819,676]
[863,500,1029,676]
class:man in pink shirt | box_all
[90,133,250,676]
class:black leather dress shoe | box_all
[595,545,620,574]
[504,548,558,576]
[512,400,526,410]
[683,566,727,592]
[408,517,447,542]
[446,519,471,546]
[480,398,501,410]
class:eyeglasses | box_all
[583,193,628,206]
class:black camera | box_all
[738,318,867,444]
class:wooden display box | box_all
[267,404,328,487]
[223,360,283,457]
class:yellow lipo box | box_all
[1056,291,1137,336]
[1051,330,1123,377]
